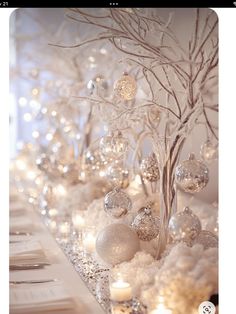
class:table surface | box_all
[9,195,105,314]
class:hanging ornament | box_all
[104,188,132,218]
[100,131,128,160]
[131,204,160,241]
[114,73,137,101]
[83,149,105,172]
[192,230,218,249]
[200,140,218,163]
[168,207,202,243]
[175,153,209,193]
[96,223,140,265]
[140,153,160,182]
[106,163,129,188]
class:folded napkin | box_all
[10,240,48,265]
[10,282,76,314]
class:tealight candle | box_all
[149,304,172,314]
[110,279,132,302]
[83,233,96,254]
[72,210,85,230]
[59,221,70,235]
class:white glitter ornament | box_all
[193,230,218,249]
[114,73,137,101]
[175,153,209,193]
[100,132,128,160]
[104,188,132,218]
[96,223,140,265]
[168,207,202,243]
[131,204,160,241]
[140,153,160,182]
[200,140,218,163]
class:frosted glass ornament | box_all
[168,207,201,243]
[131,204,160,241]
[96,223,140,265]
[107,164,129,188]
[200,140,218,163]
[175,153,209,193]
[104,188,132,218]
[114,74,137,100]
[100,132,128,160]
[193,230,218,249]
[140,153,160,182]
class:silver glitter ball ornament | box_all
[193,230,218,249]
[200,140,218,163]
[131,205,160,241]
[175,153,209,193]
[168,207,202,243]
[96,223,140,265]
[114,73,137,101]
[104,188,132,218]
[107,163,129,188]
[140,153,160,182]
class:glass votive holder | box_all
[82,226,97,256]
[109,272,133,314]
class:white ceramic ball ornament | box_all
[96,223,140,265]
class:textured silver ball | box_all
[140,153,160,182]
[168,207,202,243]
[107,164,129,188]
[100,132,128,160]
[114,74,137,101]
[131,205,160,241]
[193,230,218,249]
[96,223,140,265]
[175,153,209,193]
[104,188,132,218]
[200,140,218,163]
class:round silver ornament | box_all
[100,132,128,160]
[200,140,218,163]
[168,207,202,243]
[193,230,218,249]
[107,163,129,188]
[114,73,137,101]
[96,223,140,265]
[140,153,160,182]
[104,188,132,218]
[175,153,209,193]
[131,204,160,241]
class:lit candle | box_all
[149,304,172,314]
[59,221,70,235]
[83,233,96,254]
[110,279,132,302]
[72,210,85,230]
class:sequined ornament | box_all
[131,204,160,241]
[200,140,218,163]
[96,223,140,265]
[193,230,218,249]
[100,132,128,160]
[168,207,202,243]
[107,163,129,188]
[114,73,137,101]
[175,153,209,193]
[140,153,160,182]
[104,188,132,218]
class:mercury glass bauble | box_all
[200,140,218,163]
[100,132,128,160]
[168,207,202,243]
[96,223,140,265]
[140,153,160,182]
[114,73,137,100]
[104,188,132,218]
[131,205,160,241]
[193,230,218,249]
[175,153,209,193]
